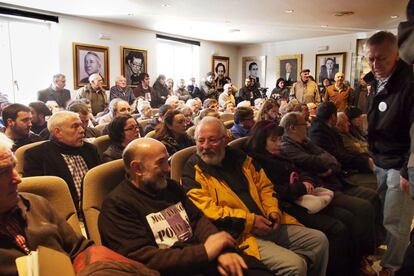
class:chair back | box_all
[138,119,152,137]
[19,176,82,235]
[170,146,197,183]
[145,130,156,138]
[15,141,46,176]
[224,120,234,129]
[94,123,109,133]
[228,136,248,151]
[220,113,234,122]
[92,135,111,159]
[186,125,196,138]
[82,159,125,244]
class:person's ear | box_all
[130,160,144,177]
[6,118,14,127]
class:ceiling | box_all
[1,0,409,45]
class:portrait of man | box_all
[73,43,109,89]
[318,57,339,83]
[79,51,104,83]
[280,60,298,86]
[123,48,147,87]
[247,61,260,84]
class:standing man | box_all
[365,31,414,275]
[200,72,217,101]
[324,72,354,112]
[290,69,321,104]
[38,73,71,108]
[76,73,108,116]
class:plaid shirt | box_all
[0,207,30,254]
[61,154,89,200]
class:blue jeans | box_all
[374,166,414,270]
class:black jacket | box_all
[309,117,371,173]
[23,140,100,207]
[365,59,414,173]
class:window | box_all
[0,17,58,105]
[156,37,199,87]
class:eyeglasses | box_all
[196,136,225,146]
[124,125,139,132]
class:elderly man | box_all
[218,83,236,109]
[23,111,100,209]
[364,31,414,275]
[109,75,135,105]
[2,104,41,151]
[76,73,108,116]
[99,138,271,276]
[290,69,320,104]
[336,112,368,154]
[323,72,353,112]
[38,73,71,108]
[0,133,93,276]
[97,98,131,125]
[182,117,329,275]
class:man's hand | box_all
[252,215,272,236]
[318,168,332,177]
[303,181,315,194]
[400,175,410,193]
[217,253,247,276]
[204,231,236,261]
[268,212,282,231]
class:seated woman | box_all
[102,115,140,162]
[270,78,290,101]
[255,98,281,124]
[153,110,194,156]
[245,120,378,276]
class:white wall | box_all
[55,15,239,96]
[237,30,396,92]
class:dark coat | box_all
[38,85,71,108]
[309,117,371,173]
[23,140,100,207]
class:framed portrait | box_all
[121,46,148,87]
[242,56,266,87]
[73,43,109,89]
[351,39,371,87]
[315,52,346,85]
[276,54,302,86]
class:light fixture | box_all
[334,11,354,17]
[320,25,328,28]
[390,15,398,19]
[161,4,171,8]
[285,9,294,14]
[229,29,240,33]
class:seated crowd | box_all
[1,30,413,276]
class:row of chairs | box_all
[18,137,248,245]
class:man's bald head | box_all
[123,138,166,170]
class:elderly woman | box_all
[102,114,140,162]
[153,110,194,156]
[109,75,135,104]
[136,99,152,120]
[97,98,131,125]
[245,120,378,276]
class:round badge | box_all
[378,101,387,112]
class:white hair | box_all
[47,111,79,132]
[0,133,14,151]
[165,96,179,105]
[109,98,128,115]
[88,73,101,83]
[237,100,251,108]
[194,116,226,140]
[223,83,232,91]
[115,75,126,83]
[137,100,151,114]
[186,99,197,107]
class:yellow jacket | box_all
[182,147,299,260]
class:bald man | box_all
[98,138,271,276]
[323,72,354,112]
